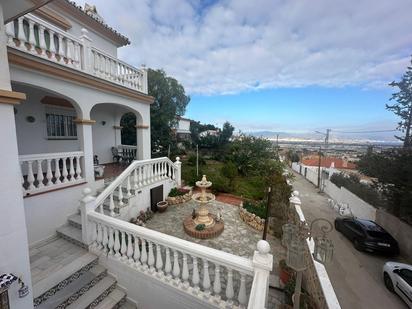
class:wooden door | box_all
[150,185,164,212]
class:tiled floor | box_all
[30,237,87,286]
[144,200,286,262]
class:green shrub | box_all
[221,161,237,186]
[243,200,267,219]
[188,153,206,166]
[211,174,231,194]
[168,187,186,197]
[195,224,205,231]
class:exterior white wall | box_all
[45,3,118,57]
[0,4,33,308]
[177,119,191,133]
[24,180,103,245]
[91,105,120,164]
[13,84,81,155]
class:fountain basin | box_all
[183,214,224,239]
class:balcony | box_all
[5,13,148,94]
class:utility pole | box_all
[196,144,199,177]
[315,129,331,191]
[317,146,322,188]
[262,186,273,240]
[276,134,279,157]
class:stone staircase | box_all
[30,235,137,309]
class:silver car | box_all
[383,262,412,308]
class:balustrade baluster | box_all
[96,223,103,250]
[127,233,134,264]
[133,168,138,189]
[38,25,47,55]
[66,39,73,66]
[99,204,104,214]
[20,162,25,193]
[5,22,15,45]
[54,158,61,184]
[45,159,53,186]
[142,166,147,185]
[17,17,26,45]
[57,34,64,60]
[118,184,124,207]
[113,229,121,258]
[69,156,75,181]
[120,231,127,261]
[61,157,68,183]
[203,259,211,293]
[100,55,105,75]
[238,273,247,306]
[102,225,108,253]
[108,227,114,255]
[91,221,98,249]
[48,30,56,59]
[213,264,222,298]
[164,247,172,278]
[75,155,82,179]
[36,160,44,188]
[172,250,180,282]
[155,244,163,274]
[133,235,141,268]
[126,176,132,197]
[225,268,234,304]
[192,256,200,289]
[28,20,36,51]
[182,253,189,286]
[148,241,155,270]
[109,193,115,217]
[93,51,98,74]
[73,42,80,68]
[140,238,148,268]
[26,161,35,190]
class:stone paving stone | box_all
[144,200,286,264]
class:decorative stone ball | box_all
[293,190,299,197]
[82,187,92,196]
[257,240,271,254]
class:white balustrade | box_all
[92,157,179,216]
[19,151,84,196]
[91,48,146,92]
[87,211,270,308]
[5,13,148,93]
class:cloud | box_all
[76,0,412,95]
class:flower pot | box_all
[156,201,168,213]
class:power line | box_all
[332,129,397,134]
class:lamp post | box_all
[282,218,334,309]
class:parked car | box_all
[334,217,399,255]
[383,262,412,308]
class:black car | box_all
[334,217,399,255]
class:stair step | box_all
[36,265,107,309]
[66,276,117,309]
[33,252,98,302]
[94,288,126,309]
[68,214,82,229]
[118,299,138,309]
[57,224,85,247]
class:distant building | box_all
[174,116,192,141]
[301,156,357,170]
[199,129,220,138]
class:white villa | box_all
[0,1,274,309]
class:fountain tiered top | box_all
[192,175,215,204]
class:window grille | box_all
[46,113,77,139]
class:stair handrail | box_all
[93,157,179,211]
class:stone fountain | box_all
[183,175,224,239]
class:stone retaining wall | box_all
[239,204,265,231]
[166,192,192,205]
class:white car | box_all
[383,262,412,308]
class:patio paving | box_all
[145,200,285,263]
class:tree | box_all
[220,122,234,145]
[221,161,237,188]
[358,148,412,220]
[120,113,136,145]
[387,57,412,148]
[190,121,219,146]
[229,135,273,176]
[148,69,190,155]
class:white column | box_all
[77,120,95,184]
[79,188,97,245]
[0,5,33,306]
[175,157,182,187]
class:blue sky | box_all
[76,0,412,139]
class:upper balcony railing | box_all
[5,13,148,94]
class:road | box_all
[291,171,408,309]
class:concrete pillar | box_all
[76,119,96,184]
[0,4,33,308]
[136,124,151,160]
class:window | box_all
[46,113,77,139]
[399,269,412,286]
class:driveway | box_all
[291,171,408,309]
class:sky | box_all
[76,0,412,140]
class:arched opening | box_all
[12,82,82,155]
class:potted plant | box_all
[279,259,294,285]
[156,200,169,213]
